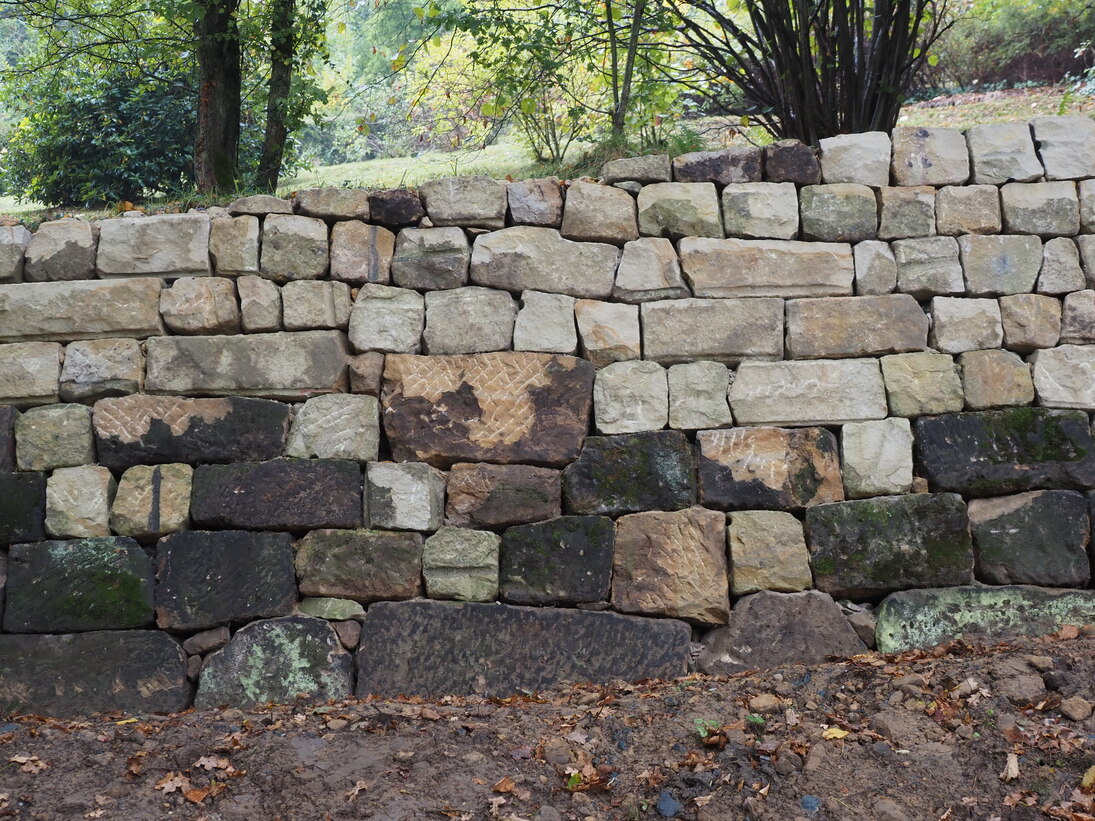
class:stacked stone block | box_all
[3,116,1095,714]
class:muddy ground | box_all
[1,631,1094,821]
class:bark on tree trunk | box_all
[194,0,243,194]
[257,0,296,193]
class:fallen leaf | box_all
[154,772,191,794]
[115,718,137,726]
[1056,625,1081,641]
[183,786,210,804]
[1000,753,1021,782]
[694,795,714,807]
[345,780,368,800]
[193,756,232,771]
[9,755,46,774]
[1082,766,1095,793]
[493,776,516,794]
[822,727,849,740]
[565,730,589,745]
[488,795,507,814]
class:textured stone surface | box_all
[915,408,1095,494]
[929,297,1003,353]
[238,275,282,333]
[294,188,370,220]
[853,241,897,294]
[0,631,188,716]
[697,426,843,511]
[161,277,240,335]
[806,493,973,598]
[285,394,379,462]
[196,616,352,708]
[819,131,891,186]
[210,215,259,276]
[680,238,853,298]
[60,338,143,401]
[641,297,783,366]
[1083,180,1095,233]
[699,591,866,673]
[420,176,507,229]
[0,224,30,283]
[613,506,729,625]
[424,286,516,354]
[1060,289,1095,344]
[330,221,394,285]
[229,195,292,216]
[785,295,928,359]
[298,597,365,620]
[1000,293,1061,351]
[96,214,210,277]
[876,586,1095,653]
[800,184,877,242]
[561,181,638,245]
[356,600,690,697]
[959,349,1035,409]
[967,122,1044,184]
[562,431,696,516]
[260,214,329,283]
[382,352,593,468]
[842,417,914,498]
[15,403,93,471]
[295,529,422,602]
[445,463,560,528]
[959,234,1043,296]
[668,361,732,430]
[602,154,671,183]
[110,463,193,540]
[0,405,15,471]
[721,182,798,240]
[155,530,295,630]
[1002,181,1080,237]
[968,490,1090,586]
[422,527,500,601]
[366,461,445,531]
[145,331,349,399]
[507,178,563,227]
[936,184,1002,235]
[1032,344,1095,409]
[25,220,97,282]
[347,351,385,396]
[612,238,688,302]
[0,278,165,343]
[391,227,470,290]
[593,360,667,434]
[891,126,970,186]
[281,280,352,331]
[880,352,963,417]
[471,227,619,299]
[1038,237,1085,294]
[1031,116,1095,180]
[190,460,362,531]
[673,147,762,185]
[512,290,577,354]
[349,284,424,354]
[764,140,821,185]
[729,359,887,426]
[368,189,425,227]
[727,510,812,595]
[637,182,722,239]
[0,472,46,543]
[94,395,290,470]
[45,465,116,538]
[500,516,614,605]
[574,299,640,367]
[892,236,964,298]
[877,186,936,240]
[4,538,153,632]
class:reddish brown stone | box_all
[445,463,561,528]
[368,189,425,227]
[764,140,822,185]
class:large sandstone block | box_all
[667,361,732,430]
[445,463,561,528]
[890,126,970,186]
[14,403,93,471]
[929,297,1003,353]
[512,290,577,354]
[381,352,593,468]
[60,338,143,401]
[210,215,259,276]
[936,185,1002,236]
[0,279,165,343]
[500,516,614,605]
[420,176,507,229]
[348,284,424,354]
[593,360,667,434]
[613,507,729,625]
[160,277,240,335]
[94,395,289,470]
[366,461,445,531]
[1031,116,1095,180]
[4,538,153,633]
[915,408,1095,495]
[1000,293,1061,352]
[0,342,60,407]
[880,352,963,416]
[355,600,691,697]
[295,529,422,603]
[805,493,974,599]
[0,631,189,716]
[97,214,210,277]
[729,359,887,426]
[673,146,762,185]
[294,187,370,220]
[1001,181,1080,237]
[238,275,282,332]
[507,178,563,227]
[423,286,516,354]
[45,465,115,539]
[0,472,46,543]
[190,460,363,531]
[330,221,394,285]
[391,227,470,290]
[800,184,877,242]
[892,236,964,298]
[877,186,936,240]
[470,227,619,299]
[841,418,914,499]
[959,234,1043,296]
[229,195,292,216]
[368,189,425,227]
[260,214,329,282]
[785,295,928,359]
[721,182,799,240]
[110,463,193,541]
[1060,290,1095,344]
[278,281,350,333]
[819,132,891,186]
[560,181,638,245]
[679,237,853,298]
[637,182,723,239]
[602,154,671,184]
[641,298,783,365]
[612,238,689,302]
[285,394,379,462]
[1032,344,1095,409]
[1038,237,1086,294]
[145,330,348,399]
[967,122,1043,184]
[24,219,96,282]
[727,511,812,595]
[697,426,843,511]
[959,349,1035,410]
[574,299,640,367]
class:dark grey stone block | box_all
[500,516,614,605]
[0,472,46,544]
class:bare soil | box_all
[1,631,1094,821]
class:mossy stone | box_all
[499,516,614,605]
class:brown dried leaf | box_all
[154,772,190,794]
[492,776,516,794]
[1000,753,1021,782]
[183,786,210,805]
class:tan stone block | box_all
[561,181,638,245]
[928,297,1003,354]
[728,510,812,595]
[210,215,259,275]
[729,359,887,426]
[160,277,241,335]
[999,293,1061,352]
[880,352,963,417]
[330,222,394,285]
[111,463,193,540]
[282,280,352,331]
[1060,289,1095,344]
[260,214,329,283]
[238,275,282,333]
[97,214,210,278]
[0,278,165,343]
[785,295,928,359]
[1001,181,1080,237]
[936,185,1001,236]
[641,298,783,365]
[891,126,970,186]
[0,341,62,406]
[15,404,93,471]
[294,188,370,220]
[679,237,853,298]
[46,465,116,538]
[877,187,935,240]
[958,349,1034,410]
[574,300,640,367]
[637,182,723,239]
[60,338,144,401]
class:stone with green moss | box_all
[876,586,1095,653]
[195,615,352,708]
[297,597,366,621]
[4,537,153,632]
[915,408,1095,496]
[500,516,614,606]
[805,494,973,599]
[294,529,422,603]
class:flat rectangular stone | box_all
[96,214,211,277]
[641,298,783,365]
[785,295,928,359]
[470,227,619,299]
[0,472,47,543]
[381,352,593,468]
[145,330,348,400]
[1032,344,1095,409]
[728,359,888,426]
[355,600,690,697]
[0,279,165,343]
[0,342,61,406]
[680,238,853,297]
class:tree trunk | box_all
[257,0,296,193]
[612,0,647,139]
[194,0,242,194]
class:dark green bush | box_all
[0,72,196,206]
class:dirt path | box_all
[2,632,1094,821]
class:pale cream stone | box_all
[880,352,963,417]
[841,418,914,499]
[574,299,640,367]
[593,360,667,434]
[728,510,813,595]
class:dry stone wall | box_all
[3,116,1095,715]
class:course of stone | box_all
[2,116,1095,715]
